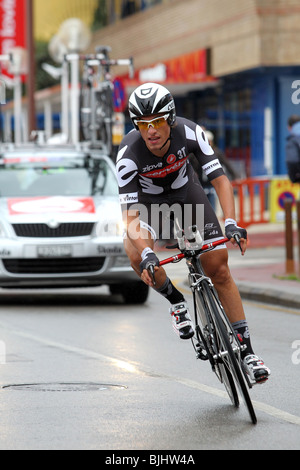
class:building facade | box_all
[86,0,300,178]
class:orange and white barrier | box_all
[231,178,271,228]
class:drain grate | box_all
[2,382,127,392]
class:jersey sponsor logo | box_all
[171,164,188,189]
[139,175,164,194]
[141,156,188,179]
[196,125,214,155]
[167,154,176,164]
[184,124,196,141]
[141,87,153,96]
[142,162,163,173]
[202,158,222,175]
[116,145,127,162]
[119,192,138,205]
[116,158,138,187]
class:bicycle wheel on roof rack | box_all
[201,281,257,424]
[80,78,93,141]
[95,84,113,154]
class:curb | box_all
[237,281,300,310]
[183,278,300,310]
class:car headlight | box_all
[96,216,124,237]
[0,222,8,238]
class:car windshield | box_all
[0,154,119,198]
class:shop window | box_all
[223,89,251,177]
[121,0,137,17]
[121,0,162,19]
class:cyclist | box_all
[116,82,270,384]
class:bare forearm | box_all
[212,175,236,220]
[122,211,154,255]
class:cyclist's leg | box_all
[200,247,245,323]
[184,178,255,348]
[123,207,194,339]
[184,177,246,323]
[195,191,270,380]
[123,217,184,302]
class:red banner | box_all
[0,0,26,73]
[166,50,207,83]
[122,49,216,89]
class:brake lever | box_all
[147,263,156,286]
[233,233,243,254]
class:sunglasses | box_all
[135,114,169,130]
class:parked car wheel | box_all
[110,281,149,304]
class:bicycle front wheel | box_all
[202,282,257,424]
[193,282,239,408]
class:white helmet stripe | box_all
[130,93,143,115]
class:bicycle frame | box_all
[160,237,235,364]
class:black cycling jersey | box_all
[116,117,225,243]
[116,117,224,209]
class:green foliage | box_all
[91,0,108,31]
[35,40,60,91]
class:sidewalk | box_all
[230,223,300,309]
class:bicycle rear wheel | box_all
[202,282,257,424]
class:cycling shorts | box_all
[126,173,226,248]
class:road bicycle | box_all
[150,225,257,424]
[79,46,133,155]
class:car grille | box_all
[3,257,105,274]
[12,223,94,238]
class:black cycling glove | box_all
[139,248,160,273]
[225,219,247,241]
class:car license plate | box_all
[37,245,72,258]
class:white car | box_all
[0,144,149,304]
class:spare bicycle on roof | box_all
[76,46,134,155]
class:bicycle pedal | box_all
[197,352,208,361]
[195,343,208,361]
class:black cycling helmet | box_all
[129,82,176,130]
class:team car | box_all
[0,143,149,304]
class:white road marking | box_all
[2,325,300,427]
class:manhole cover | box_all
[2,382,127,392]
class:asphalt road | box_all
[0,250,299,450]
